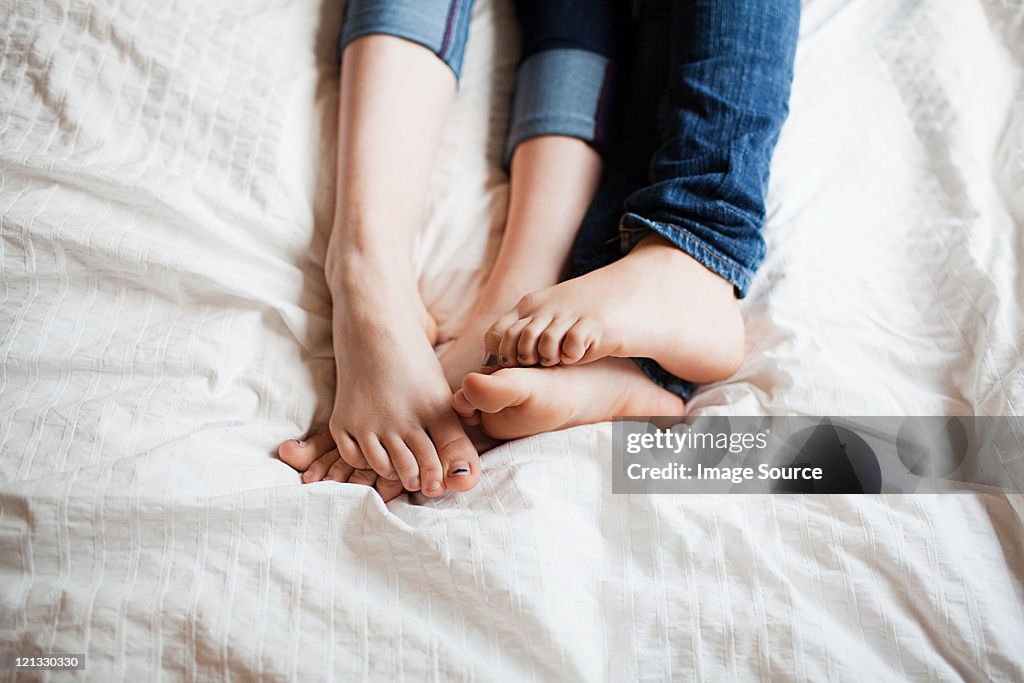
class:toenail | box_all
[292,439,304,446]
[409,476,420,490]
[499,355,509,366]
[517,354,527,362]
[482,353,497,367]
[425,481,441,492]
[449,462,471,476]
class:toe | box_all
[277,430,335,470]
[498,318,530,368]
[430,416,480,493]
[348,468,378,487]
[324,457,355,483]
[461,370,529,414]
[356,433,398,480]
[452,389,480,423]
[516,317,551,366]
[381,434,422,491]
[452,389,476,417]
[484,311,520,367]
[538,317,576,366]
[406,431,445,497]
[561,320,594,364]
[375,476,405,502]
[302,449,340,483]
[335,431,368,470]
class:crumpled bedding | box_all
[1,0,1022,680]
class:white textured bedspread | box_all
[2,0,1023,680]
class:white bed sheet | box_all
[1,0,1023,680]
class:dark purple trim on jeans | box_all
[439,0,462,62]
[593,60,615,150]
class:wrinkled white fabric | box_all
[1,0,1022,680]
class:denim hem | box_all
[619,213,755,297]
[505,115,603,162]
[338,1,472,79]
[503,49,612,167]
[338,29,461,79]
[632,357,697,402]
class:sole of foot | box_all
[452,357,684,441]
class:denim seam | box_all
[503,49,611,165]
[438,0,460,62]
[619,214,754,294]
[340,6,464,78]
[342,6,449,35]
[504,116,601,167]
[631,357,695,400]
[508,114,599,133]
[341,28,461,78]
[593,61,614,143]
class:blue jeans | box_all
[338,0,800,400]
[572,0,800,398]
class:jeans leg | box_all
[338,0,475,79]
[573,0,799,402]
[570,1,670,277]
[619,0,801,298]
[503,0,626,166]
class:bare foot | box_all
[483,234,745,384]
[438,314,498,392]
[451,357,684,440]
[280,257,479,498]
[439,277,555,392]
[277,431,405,501]
[437,309,512,452]
[437,279,561,451]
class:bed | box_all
[2,0,1023,679]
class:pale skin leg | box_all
[286,135,605,470]
[438,135,602,391]
[277,35,479,497]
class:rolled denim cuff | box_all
[633,357,697,402]
[619,213,757,298]
[338,0,474,79]
[504,48,614,167]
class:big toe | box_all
[277,431,335,471]
[460,370,528,414]
[431,416,481,493]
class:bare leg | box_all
[439,135,601,389]
[278,36,479,497]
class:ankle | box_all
[325,242,415,296]
[325,209,417,278]
[632,234,736,298]
[617,363,685,416]
[472,265,564,319]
